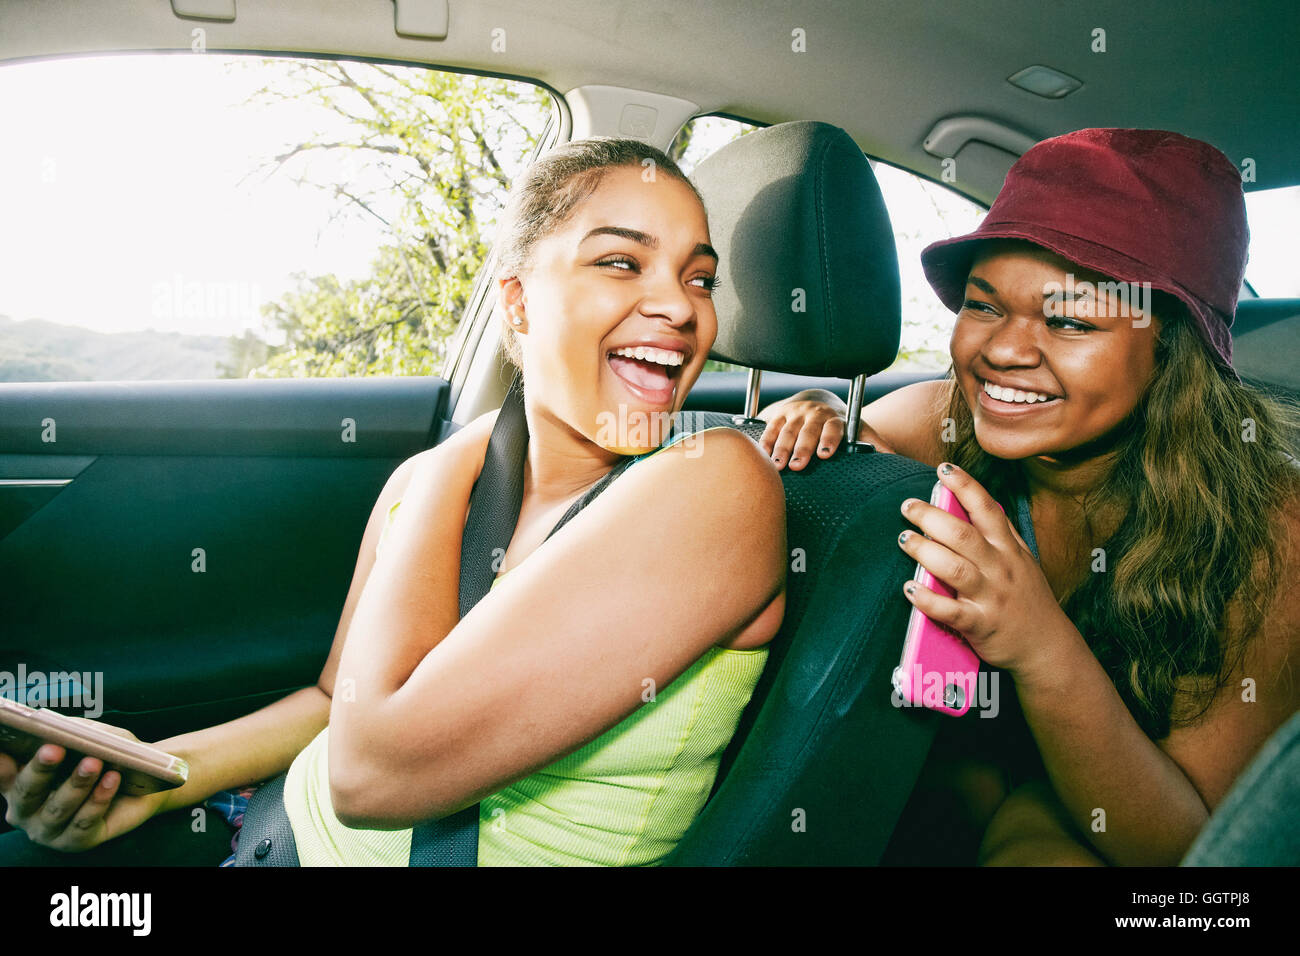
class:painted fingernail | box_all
[899,531,911,544]
[901,498,918,512]
[791,457,801,464]
[904,582,916,596]
[820,446,830,454]
[939,462,954,475]
[77,759,96,778]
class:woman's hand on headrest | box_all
[758,389,894,470]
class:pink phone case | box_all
[891,480,986,716]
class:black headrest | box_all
[692,121,901,379]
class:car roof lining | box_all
[1,0,1296,202]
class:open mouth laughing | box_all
[606,343,689,404]
[976,376,1063,415]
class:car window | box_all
[0,53,552,383]
[668,114,759,177]
[871,162,987,374]
[1243,185,1300,298]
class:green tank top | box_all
[282,426,770,865]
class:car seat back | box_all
[1233,297,1300,401]
[663,122,942,864]
[1182,708,1300,865]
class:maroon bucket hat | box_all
[920,128,1249,383]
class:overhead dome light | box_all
[1007,65,1083,99]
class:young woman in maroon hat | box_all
[760,128,1300,866]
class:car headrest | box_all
[692,121,901,379]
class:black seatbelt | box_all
[409,373,639,865]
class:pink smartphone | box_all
[891,480,983,716]
[0,698,188,796]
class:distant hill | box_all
[0,315,241,382]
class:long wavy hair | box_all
[941,295,1300,739]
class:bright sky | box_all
[0,54,398,343]
[1242,188,1300,296]
[0,52,1295,361]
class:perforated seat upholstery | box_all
[662,122,941,865]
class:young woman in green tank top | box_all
[0,139,787,866]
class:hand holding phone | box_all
[0,698,188,795]
[891,480,984,716]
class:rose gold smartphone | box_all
[0,698,188,796]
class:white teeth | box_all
[983,380,1055,404]
[610,346,684,367]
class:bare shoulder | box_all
[612,426,785,538]
[914,376,955,426]
[656,426,783,493]
[396,408,502,492]
[317,408,503,697]
[659,428,786,651]
[608,426,786,645]
[862,377,954,467]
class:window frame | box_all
[442,95,568,400]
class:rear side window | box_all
[669,115,758,176]
[0,54,552,383]
[1243,185,1300,297]
[871,162,986,373]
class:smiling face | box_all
[499,164,718,454]
[949,240,1163,464]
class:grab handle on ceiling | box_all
[922,116,1037,159]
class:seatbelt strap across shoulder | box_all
[408,373,638,865]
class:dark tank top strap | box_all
[1012,491,1040,562]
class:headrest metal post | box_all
[740,367,763,421]
[845,373,872,454]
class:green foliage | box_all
[667,121,696,167]
[227,61,550,378]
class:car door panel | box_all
[0,377,451,746]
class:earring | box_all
[510,314,523,326]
